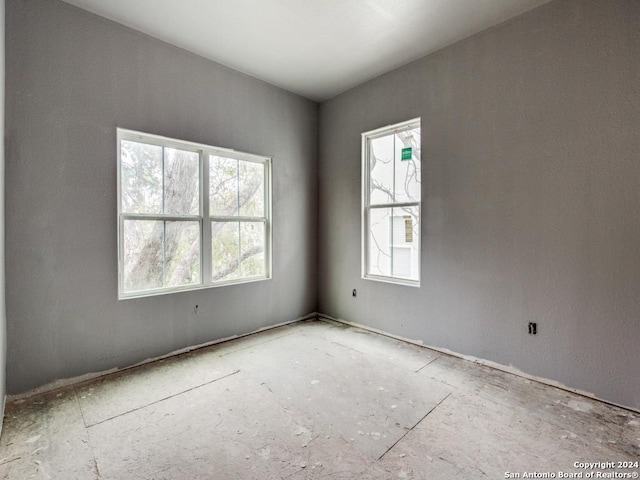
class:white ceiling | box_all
[61,0,552,101]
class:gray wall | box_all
[319,0,640,410]
[1,0,6,427]
[5,0,318,394]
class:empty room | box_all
[1,0,639,478]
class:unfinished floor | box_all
[1,319,638,479]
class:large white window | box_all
[362,118,421,286]
[118,129,271,298]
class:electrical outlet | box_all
[528,322,537,335]
[352,289,357,297]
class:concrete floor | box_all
[1,319,638,479]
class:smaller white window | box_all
[362,119,421,286]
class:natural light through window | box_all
[118,129,271,298]
[362,119,421,286]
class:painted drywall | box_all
[0,0,6,429]
[5,0,318,394]
[318,0,640,410]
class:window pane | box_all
[369,135,394,205]
[123,220,201,293]
[211,222,266,282]
[210,156,238,217]
[391,206,419,280]
[367,207,420,280]
[164,148,199,215]
[394,128,421,204]
[123,220,163,292]
[164,221,200,287]
[368,208,392,276]
[369,127,421,205]
[121,140,162,214]
[240,222,265,277]
[239,161,265,217]
[211,221,240,281]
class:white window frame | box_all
[362,118,421,287]
[117,128,272,299]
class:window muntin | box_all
[362,119,421,286]
[118,129,271,299]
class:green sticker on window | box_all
[401,147,412,160]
